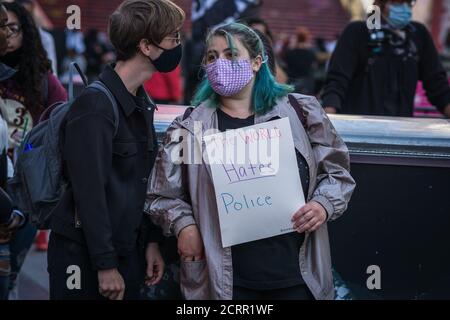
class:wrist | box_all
[178,223,196,238]
[98,268,117,275]
[146,242,159,249]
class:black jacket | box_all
[51,65,162,270]
[322,21,450,116]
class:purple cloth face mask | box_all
[206,58,254,97]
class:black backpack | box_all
[8,62,119,229]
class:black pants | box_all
[48,232,144,300]
[233,285,315,300]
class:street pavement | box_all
[17,245,49,300]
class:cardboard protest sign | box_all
[204,117,305,247]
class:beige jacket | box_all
[144,94,356,300]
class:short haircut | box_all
[108,0,185,61]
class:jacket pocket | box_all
[180,259,210,300]
[112,142,138,158]
[111,142,139,182]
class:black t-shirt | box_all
[216,108,310,290]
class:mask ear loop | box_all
[261,54,269,64]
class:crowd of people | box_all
[0,0,448,301]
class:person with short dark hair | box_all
[48,0,185,300]
[284,27,318,95]
[322,0,450,117]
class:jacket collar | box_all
[255,97,287,124]
[179,97,287,134]
[99,64,151,117]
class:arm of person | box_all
[46,72,68,107]
[143,117,203,261]
[141,216,165,286]
[64,92,118,270]
[142,123,165,245]
[321,22,364,113]
[64,92,127,299]
[416,24,450,118]
[293,96,356,228]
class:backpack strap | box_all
[288,94,307,130]
[68,62,88,101]
[88,81,120,137]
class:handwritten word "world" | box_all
[210,127,282,148]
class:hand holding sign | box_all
[292,201,327,233]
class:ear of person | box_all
[139,39,157,57]
[252,56,262,72]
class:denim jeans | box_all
[0,243,10,300]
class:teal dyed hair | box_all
[191,22,293,114]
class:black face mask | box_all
[148,43,182,73]
[0,48,22,68]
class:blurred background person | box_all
[60,29,86,84]
[321,0,450,117]
[441,29,450,78]
[84,28,115,82]
[313,37,332,95]
[0,1,66,299]
[245,17,288,84]
[181,32,204,105]
[16,0,57,77]
[84,29,106,82]
[0,2,24,301]
[284,26,317,95]
[144,65,182,105]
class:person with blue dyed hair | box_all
[145,22,355,300]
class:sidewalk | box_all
[17,246,49,300]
